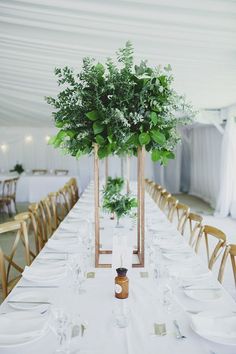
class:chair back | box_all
[167,196,179,221]
[196,225,226,270]
[174,203,190,234]
[0,220,30,299]
[32,169,47,175]
[185,213,203,249]
[55,169,69,175]
[218,244,236,285]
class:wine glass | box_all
[50,307,72,354]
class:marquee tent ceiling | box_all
[0,0,236,126]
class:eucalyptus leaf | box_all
[95,134,105,145]
[97,146,108,159]
[76,150,83,159]
[151,130,166,145]
[93,121,104,135]
[150,111,158,125]
[151,149,162,162]
[139,132,150,145]
[86,110,99,121]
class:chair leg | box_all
[13,198,17,214]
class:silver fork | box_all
[173,320,186,339]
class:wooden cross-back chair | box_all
[0,220,31,299]
[172,203,190,234]
[218,244,236,285]
[159,190,171,210]
[166,196,179,221]
[152,184,163,204]
[48,192,60,229]
[144,179,153,194]
[195,225,226,270]
[184,213,203,250]
[28,203,48,251]
[0,178,19,215]
[32,169,48,175]
[39,197,55,241]
[54,188,71,222]
[55,169,69,175]
[69,178,79,205]
[14,212,39,258]
[144,178,151,192]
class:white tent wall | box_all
[0,126,181,194]
[0,127,93,192]
[188,124,222,208]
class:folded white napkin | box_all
[191,312,236,339]
[0,312,48,346]
[23,263,66,282]
[46,238,80,253]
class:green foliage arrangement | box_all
[103,193,137,222]
[46,42,194,164]
[10,163,24,175]
[103,177,125,198]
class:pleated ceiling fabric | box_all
[0,0,236,126]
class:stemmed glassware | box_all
[50,308,85,354]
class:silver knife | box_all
[17,285,59,288]
[173,320,186,339]
[8,300,51,305]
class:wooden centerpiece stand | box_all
[94,143,145,268]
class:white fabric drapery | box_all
[215,109,236,218]
[188,123,222,208]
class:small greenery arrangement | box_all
[103,192,137,226]
[103,177,124,198]
[46,42,195,164]
[10,163,24,175]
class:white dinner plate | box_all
[163,252,193,262]
[184,287,223,302]
[8,291,50,311]
[0,311,50,347]
[190,310,236,346]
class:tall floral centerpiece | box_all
[46,42,194,267]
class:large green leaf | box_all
[151,149,162,162]
[150,111,158,125]
[76,150,83,159]
[138,132,150,145]
[126,133,139,146]
[98,146,108,159]
[95,134,105,145]
[64,129,77,138]
[86,110,99,121]
[165,151,175,159]
[55,121,65,128]
[53,130,67,147]
[93,121,104,135]
[151,130,166,145]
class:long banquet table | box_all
[0,182,236,354]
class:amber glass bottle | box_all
[115,268,129,299]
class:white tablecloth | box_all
[0,174,77,203]
[0,182,236,354]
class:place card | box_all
[140,272,149,278]
[87,272,95,279]
[154,323,167,336]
